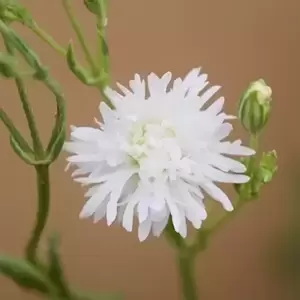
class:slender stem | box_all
[94,0,113,109]
[164,219,186,249]
[15,77,44,158]
[165,220,198,300]
[208,195,243,236]
[26,165,50,264]
[62,0,98,75]
[248,134,258,174]
[96,0,107,68]
[30,23,66,56]
[177,251,198,300]
[3,39,44,158]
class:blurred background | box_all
[0,0,299,299]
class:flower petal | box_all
[201,181,234,211]
[138,217,152,241]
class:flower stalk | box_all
[3,36,44,158]
[177,252,198,300]
[30,22,66,56]
[26,165,50,265]
[62,0,98,75]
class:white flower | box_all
[64,68,255,241]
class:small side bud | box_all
[84,0,100,15]
[66,41,102,86]
[84,0,108,26]
[238,79,272,134]
[0,0,33,26]
[0,52,17,77]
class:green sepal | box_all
[66,42,102,86]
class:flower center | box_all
[124,120,176,162]
[122,119,192,181]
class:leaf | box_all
[258,150,278,183]
[47,234,71,298]
[0,255,52,294]
[10,135,36,164]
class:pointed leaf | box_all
[258,150,278,183]
[0,256,52,294]
[47,234,71,298]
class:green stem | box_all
[96,0,107,68]
[15,77,44,158]
[26,165,50,264]
[177,251,198,300]
[3,39,44,158]
[164,219,186,249]
[62,0,98,75]
[209,195,243,236]
[165,220,198,300]
[30,23,66,56]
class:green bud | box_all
[0,52,17,77]
[66,42,102,86]
[84,0,108,17]
[84,0,100,15]
[238,79,272,134]
[0,0,33,26]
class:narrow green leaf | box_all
[44,80,66,163]
[259,150,278,183]
[0,256,52,294]
[0,108,33,153]
[47,234,71,298]
[10,135,36,164]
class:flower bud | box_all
[0,53,18,78]
[0,0,33,26]
[238,79,272,134]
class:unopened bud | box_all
[0,0,33,26]
[238,79,272,134]
[0,52,17,77]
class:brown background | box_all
[0,0,299,299]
